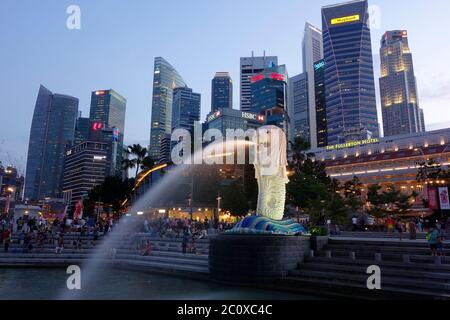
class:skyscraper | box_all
[150,57,186,160]
[240,54,278,112]
[288,73,309,142]
[302,22,324,148]
[63,141,112,212]
[211,72,233,112]
[322,0,379,145]
[90,89,126,177]
[314,59,328,147]
[89,89,126,144]
[250,65,289,133]
[172,86,201,132]
[380,30,425,136]
[25,85,79,201]
[74,112,90,145]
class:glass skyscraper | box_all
[240,54,278,112]
[314,59,328,147]
[74,114,90,145]
[322,0,379,145]
[250,65,289,132]
[288,73,309,142]
[211,72,233,112]
[172,86,201,132]
[25,85,79,201]
[380,30,425,137]
[89,89,126,144]
[150,57,186,161]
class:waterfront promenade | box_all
[2,231,450,299]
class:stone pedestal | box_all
[209,235,310,284]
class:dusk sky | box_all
[1,0,450,174]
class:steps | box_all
[284,238,450,299]
[0,232,209,276]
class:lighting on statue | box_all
[226,126,307,235]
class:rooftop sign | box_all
[331,14,360,25]
[326,138,380,151]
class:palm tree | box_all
[141,156,155,172]
[122,144,150,178]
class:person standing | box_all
[351,216,358,231]
[395,219,404,240]
[182,228,189,254]
[2,229,11,252]
[409,220,417,240]
[428,226,440,256]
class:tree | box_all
[286,136,349,225]
[366,184,416,218]
[343,176,364,213]
[123,144,150,178]
[84,176,135,218]
[220,181,250,217]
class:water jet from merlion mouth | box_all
[57,138,255,300]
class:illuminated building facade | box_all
[250,65,289,133]
[310,128,450,210]
[89,89,126,177]
[315,59,327,147]
[240,54,278,112]
[89,89,126,145]
[63,141,112,212]
[302,22,324,148]
[380,30,425,137]
[25,85,79,201]
[211,72,233,112]
[322,0,379,145]
[0,165,24,215]
[205,108,265,136]
[150,57,186,161]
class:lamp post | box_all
[216,196,222,222]
[188,197,193,222]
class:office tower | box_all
[250,65,289,133]
[211,72,233,112]
[63,141,111,212]
[240,53,278,112]
[205,108,265,136]
[74,112,90,145]
[159,134,172,164]
[380,30,425,136]
[25,85,79,201]
[150,57,186,161]
[322,0,379,145]
[172,86,201,132]
[314,59,327,147]
[89,89,126,144]
[288,73,309,142]
[302,22,324,148]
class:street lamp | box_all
[216,196,222,222]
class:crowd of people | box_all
[0,214,116,254]
[2,212,449,257]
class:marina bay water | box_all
[0,268,315,300]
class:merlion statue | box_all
[254,126,289,221]
[226,126,307,236]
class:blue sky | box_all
[1,0,450,174]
